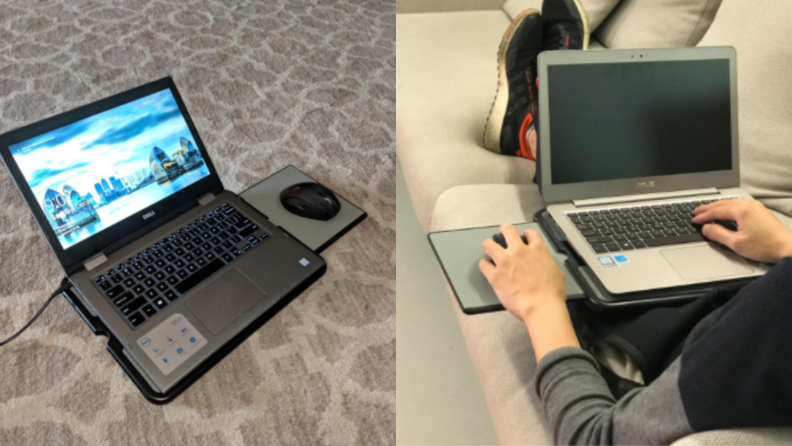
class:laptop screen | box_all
[9,89,210,250]
[547,59,732,185]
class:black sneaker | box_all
[542,0,590,50]
[484,9,542,159]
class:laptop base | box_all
[62,262,325,404]
[534,209,756,309]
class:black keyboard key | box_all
[98,280,112,291]
[644,233,705,247]
[221,253,234,263]
[132,284,146,295]
[155,259,167,268]
[605,242,620,252]
[106,285,125,299]
[123,278,135,288]
[177,269,189,279]
[121,297,146,316]
[586,235,614,244]
[174,259,186,268]
[632,240,647,249]
[153,297,168,309]
[110,275,123,284]
[238,225,256,238]
[187,263,198,273]
[196,257,207,267]
[175,258,225,295]
[164,265,176,275]
[145,289,158,299]
[154,271,166,281]
[113,292,133,308]
[166,275,179,285]
[592,244,608,253]
[142,304,157,317]
[134,271,146,281]
[128,312,145,327]
[156,282,169,292]
[164,290,178,301]
[618,241,634,251]
[165,253,176,262]
[143,277,156,288]
[145,265,157,275]
[613,234,627,242]
[184,253,195,262]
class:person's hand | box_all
[478,224,566,322]
[692,199,792,263]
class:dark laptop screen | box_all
[547,59,732,185]
[9,89,210,250]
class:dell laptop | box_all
[537,46,769,294]
[0,77,326,394]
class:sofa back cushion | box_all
[697,0,792,219]
[504,0,721,49]
[594,0,722,48]
[503,0,620,31]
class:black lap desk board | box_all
[429,223,586,315]
[533,209,754,309]
[62,166,366,404]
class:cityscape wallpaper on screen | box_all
[10,89,210,250]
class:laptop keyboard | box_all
[567,197,738,254]
[92,202,269,328]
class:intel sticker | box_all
[613,255,629,264]
[598,256,616,267]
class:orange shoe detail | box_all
[517,111,535,161]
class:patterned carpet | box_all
[0,0,395,445]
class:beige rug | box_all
[0,0,395,444]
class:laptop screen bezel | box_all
[537,46,740,204]
[0,77,224,272]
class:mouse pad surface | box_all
[429,222,585,314]
[239,166,366,252]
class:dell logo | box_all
[635,181,656,189]
[143,211,156,220]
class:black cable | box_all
[0,277,70,348]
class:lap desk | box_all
[429,223,585,314]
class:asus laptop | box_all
[0,77,326,395]
[538,46,769,294]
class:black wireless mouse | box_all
[492,233,528,249]
[280,182,341,221]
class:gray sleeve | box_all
[534,347,694,445]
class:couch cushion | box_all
[594,0,722,48]
[503,0,621,31]
[431,183,792,445]
[397,11,535,231]
[697,1,792,218]
[431,183,551,445]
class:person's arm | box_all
[479,205,792,444]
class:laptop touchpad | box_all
[185,268,267,335]
[661,244,753,281]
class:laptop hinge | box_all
[573,188,720,208]
[84,252,107,271]
[198,193,216,206]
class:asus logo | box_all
[142,211,156,220]
[635,181,656,189]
